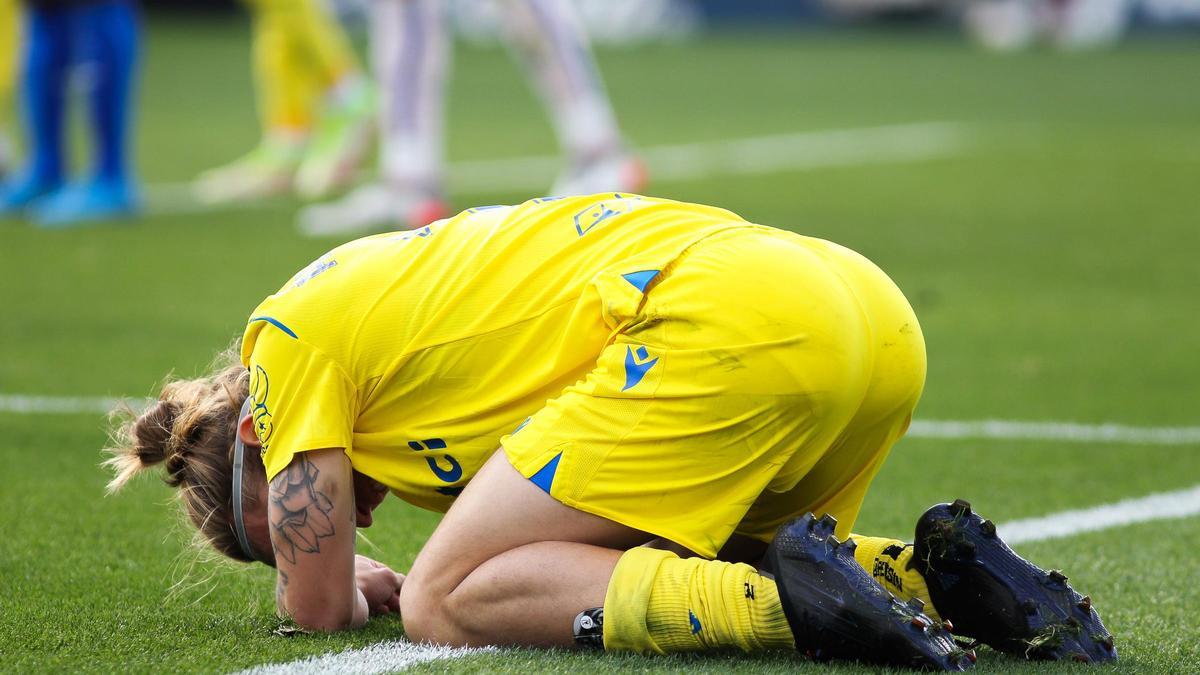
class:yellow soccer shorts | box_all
[503,227,926,558]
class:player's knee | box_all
[399,575,469,645]
[400,569,489,646]
[398,577,443,643]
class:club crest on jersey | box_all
[286,255,338,291]
[573,194,642,236]
[249,365,274,449]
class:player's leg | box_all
[297,0,448,237]
[283,0,361,93]
[371,0,448,202]
[288,0,374,199]
[400,450,642,647]
[33,0,141,227]
[0,3,69,214]
[410,458,956,663]
[193,0,314,204]
[497,0,643,197]
[0,0,19,178]
[401,449,794,654]
[251,0,323,136]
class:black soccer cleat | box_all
[913,499,1117,663]
[766,512,974,671]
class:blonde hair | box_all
[104,344,257,563]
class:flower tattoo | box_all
[269,456,336,565]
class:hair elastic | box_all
[231,396,268,564]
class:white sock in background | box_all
[371,0,449,196]
[499,0,624,162]
[0,131,11,176]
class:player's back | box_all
[241,194,753,507]
[253,194,748,366]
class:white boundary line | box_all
[238,483,1200,674]
[1003,483,1200,544]
[0,394,129,415]
[144,121,974,216]
[907,418,1200,446]
[234,642,493,675]
[5,392,1197,447]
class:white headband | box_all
[231,396,269,564]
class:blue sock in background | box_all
[21,6,72,189]
[73,0,140,187]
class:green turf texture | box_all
[2,17,1199,673]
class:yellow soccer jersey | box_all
[241,194,752,512]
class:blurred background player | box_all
[820,0,1133,50]
[192,0,374,205]
[0,0,17,179]
[297,0,645,237]
[962,0,1131,50]
[0,0,140,226]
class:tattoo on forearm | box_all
[269,456,336,565]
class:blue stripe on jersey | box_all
[621,269,660,293]
[530,452,563,495]
[248,316,298,339]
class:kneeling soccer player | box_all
[106,194,1115,669]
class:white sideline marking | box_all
[449,121,973,191]
[144,121,973,216]
[907,418,1200,446]
[234,642,491,675]
[0,393,129,415]
[6,392,1198,448]
[1003,484,1200,545]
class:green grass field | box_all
[2,16,1199,673]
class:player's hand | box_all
[355,554,404,616]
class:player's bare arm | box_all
[267,449,401,632]
[268,453,339,567]
[267,449,361,631]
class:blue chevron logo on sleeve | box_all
[622,345,659,391]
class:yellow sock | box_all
[0,0,18,128]
[848,534,940,621]
[246,0,360,132]
[285,0,358,87]
[603,547,795,654]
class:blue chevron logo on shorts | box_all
[689,610,702,634]
[622,345,658,391]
